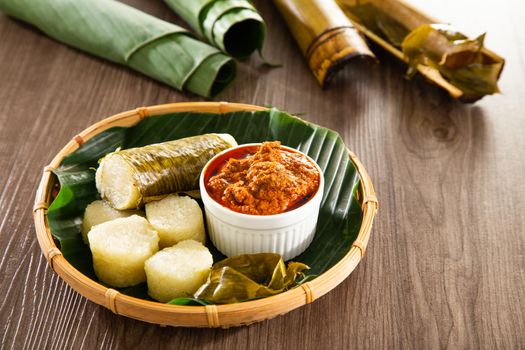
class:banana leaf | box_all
[163,0,265,58]
[0,0,236,98]
[336,0,505,102]
[401,25,502,96]
[47,109,363,303]
[193,254,309,304]
[272,0,375,87]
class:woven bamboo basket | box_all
[33,102,378,328]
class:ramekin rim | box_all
[199,142,325,222]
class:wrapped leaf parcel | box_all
[163,0,266,58]
[194,254,310,304]
[401,24,503,97]
[273,0,375,86]
[0,0,236,97]
[96,134,237,210]
[336,0,505,102]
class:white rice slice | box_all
[145,194,205,248]
[81,200,143,244]
[145,240,213,302]
[88,215,159,288]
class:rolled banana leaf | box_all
[96,133,237,210]
[193,253,309,304]
[163,0,265,59]
[272,0,375,87]
[336,0,505,102]
[0,0,236,97]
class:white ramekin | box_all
[199,143,324,261]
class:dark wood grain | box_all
[0,0,524,349]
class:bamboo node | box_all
[205,304,220,327]
[363,195,379,210]
[218,101,229,113]
[347,150,357,160]
[301,283,315,304]
[136,107,149,120]
[352,240,366,258]
[46,247,62,270]
[73,134,84,146]
[105,289,119,314]
[33,201,49,212]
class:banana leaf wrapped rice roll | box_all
[163,0,266,58]
[0,0,236,98]
[336,0,505,102]
[273,0,375,86]
[401,24,503,98]
[96,134,237,210]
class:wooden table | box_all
[1,0,523,348]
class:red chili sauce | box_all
[205,141,320,215]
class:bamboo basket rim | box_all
[32,102,378,328]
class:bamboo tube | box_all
[336,0,505,102]
[272,0,375,86]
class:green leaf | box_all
[119,283,152,300]
[193,254,309,304]
[163,0,265,58]
[0,0,235,97]
[168,298,210,306]
[47,169,98,278]
[47,109,363,303]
